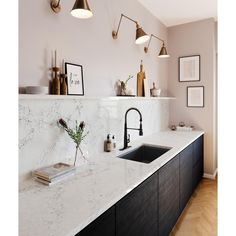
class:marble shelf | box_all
[19,94,176,100]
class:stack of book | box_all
[32,162,76,186]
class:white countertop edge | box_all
[19,130,204,236]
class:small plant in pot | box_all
[58,118,88,166]
[118,75,133,95]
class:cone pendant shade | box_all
[158,44,170,58]
[135,27,150,45]
[71,0,93,19]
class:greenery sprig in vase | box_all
[119,75,133,95]
[58,118,88,166]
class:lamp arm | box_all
[114,14,138,37]
[152,34,165,44]
[144,34,165,53]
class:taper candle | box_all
[55,50,57,67]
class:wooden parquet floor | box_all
[171,178,217,236]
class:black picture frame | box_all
[187,86,204,108]
[179,55,200,82]
[65,62,84,96]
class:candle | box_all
[55,50,57,67]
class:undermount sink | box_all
[117,145,171,164]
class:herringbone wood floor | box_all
[171,178,217,236]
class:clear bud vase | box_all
[73,145,87,166]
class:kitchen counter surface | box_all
[19,130,204,236]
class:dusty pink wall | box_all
[168,18,217,176]
[19,0,168,96]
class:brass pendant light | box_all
[112,14,150,45]
[158,44,170,58]
[71,0,93,19]
[144,34,170,58]
[50,0,93,19]
[135,25,150,45]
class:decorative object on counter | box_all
[112,135,116,149]
[25,86,49,94]
[179,121,185,127]
[176,126,193,131]
[120,107,143,150]
[104,134,113,152]
[51,50,61,95]
[170,125,176,131]
[112,14,150,45]
[58,118,88,166]
[179,55,200,82]
[32,162,76,186]
[144,34,170,58]
[187,86,204,107]
[137,60,146,97]
[50,0,93,19]
[60,73,68,95]
[117,75,134,96]
[65,62,84,96]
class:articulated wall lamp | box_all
[50,0,93,19]
[112,14,150,45]
[144,34,170,58]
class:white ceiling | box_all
[138,0,217,27]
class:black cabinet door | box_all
[179,144,193,213]
[116,172,158,236]
[192,135,204,190]
[159,155,180,236]
[75,206,115,236]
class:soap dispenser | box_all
[104,134,113,152]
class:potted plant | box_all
[58,118,88,166]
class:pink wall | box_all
[19,0,168,96]
[168,18,217,176]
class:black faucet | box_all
[120,107,143,150]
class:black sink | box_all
[117,145,171,164]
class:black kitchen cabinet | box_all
[75,205,115,236]
[159,155,180,236]
[192,135,204,190]
[76,135,204,236]
[116,172,158,236]
[179,144,193,213]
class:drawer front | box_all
[180,144,193,212]
[159,155,180,236]
[116,172,158,236]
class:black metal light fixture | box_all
[144,34,170,58]
[112,14,150,45]
[50,0,93,19]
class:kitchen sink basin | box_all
[117,145,171,164]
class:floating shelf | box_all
[19,94,176,100]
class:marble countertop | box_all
[19,130,204,236]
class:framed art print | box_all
[179,55,200,82]
[187,86,204,107]
[65,62,84,95]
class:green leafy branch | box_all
[58,119,89,166]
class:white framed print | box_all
[65,62,84,95]
[187,86,204,107]
[179,55,200,82]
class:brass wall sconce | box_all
[144,34,170,58]
[50,0,93,19]
[112,14,150,45]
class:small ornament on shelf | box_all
[117,75,134,96]
[51,50,61,95]
[60,73,68,95]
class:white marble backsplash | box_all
[19,97,169,183]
